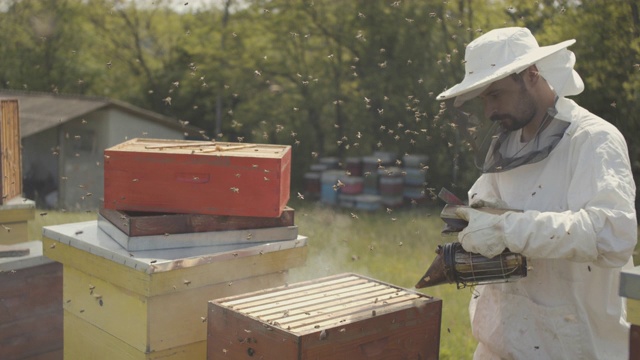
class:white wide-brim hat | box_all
[437,27,582,107]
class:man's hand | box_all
[455,207,507,258]
[469,198,509,209]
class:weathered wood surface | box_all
[0,100,22,205]
[0,261,63,360]
[98,206,295,237]
[103,138,291,218]
[208,273,442,360]
[97,213,298,251]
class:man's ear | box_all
[525,65,541,84]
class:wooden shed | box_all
[0,90,200,211]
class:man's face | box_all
[479,74,537,132]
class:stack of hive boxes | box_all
[361,152,395,196]
[43,138,308,360]
[0,99,63,360]
[401,154,429,203]
[334,157,364,208]
[307,152,429,211]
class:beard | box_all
[490,86,537,131]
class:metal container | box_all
[416,242,528,289]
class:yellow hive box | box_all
[64,311,203,360]
[0,197,35,245]
[43,221,307,359]
[628,299,640,325]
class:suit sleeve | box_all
[501,124,637,267]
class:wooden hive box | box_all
[0,197,35,245]
[0,99,22,205]
[104,138,291,218]
[98,207,295,237]
[97,207,297,251]
[208,273,442,360]
[0,241,63,360]
[43,221,308,360]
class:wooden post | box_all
[0,100,22,204]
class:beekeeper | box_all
[437,27,637,359]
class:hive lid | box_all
[212,273,438,335]
[105,138,290,158]
[43,220,307,274]
[0,240,54,271]
[0,197,35,210]
[620,266,640,300]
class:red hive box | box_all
[104,138,291,218]
[207,273,442,359]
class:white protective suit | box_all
[466,97,637,359]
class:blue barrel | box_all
[320,170,345,205]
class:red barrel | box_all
[340,176,364,195]
[345,157,363,176]
[378,167,404,197]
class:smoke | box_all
[287,205,365,283]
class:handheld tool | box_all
[415,188,528,289]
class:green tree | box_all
[0,0,92,93]
[1,0,637,201]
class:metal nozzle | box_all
[415,245,451,289]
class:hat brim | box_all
[437,39,576,107]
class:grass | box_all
[28,202,640,360]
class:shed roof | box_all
[0,90,196,137]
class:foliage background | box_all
[1,0,638,199]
